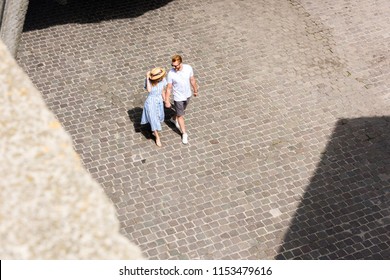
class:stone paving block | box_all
[17,0,389,259]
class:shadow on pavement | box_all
[277,117,390,259]
[127,107,152,140]
[127,106,181,140]
[163,105,182,136]
[24,0,173,31]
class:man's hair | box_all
[172,54,182,63]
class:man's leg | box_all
[177,115,186,134]
[179,99,190,144]
[173,100,188,132]
[170,114,180,130]
[179,115,188,144]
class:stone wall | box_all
[0,40,143,259]
[0,0,29,57]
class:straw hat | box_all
[149,67,166,80]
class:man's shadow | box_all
[127,105,181,140]
[163,105,182,136]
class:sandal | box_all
[156,138,162,147]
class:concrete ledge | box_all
[0,40,143,259]
[0,0,29,57]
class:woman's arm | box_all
[145,71,152,92]
[162,86,167,102]
[164,83,172,108]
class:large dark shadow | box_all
[277,117,390,259]
[127,107,153,140]
[127,105,181,140]
[24,0,173,31]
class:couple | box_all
[141,55,198,147]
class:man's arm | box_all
[165,83,172,108]
[190,76,198,97]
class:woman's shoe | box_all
[156,138,162,147]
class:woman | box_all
[140,67,167,147]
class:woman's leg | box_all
[153,130,162,146]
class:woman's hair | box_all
[150,74,165,85]
[171,54,182,63]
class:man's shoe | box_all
[170,117,180,130]
[182,133,188,145]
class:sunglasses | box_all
[171,63,181,68]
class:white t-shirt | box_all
[167,64,194,101]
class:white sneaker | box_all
[182,133,188,144]
[170,117,180,130]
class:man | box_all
[165,54,198,144]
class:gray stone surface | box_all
[17,0,389,259]
[0,0,29,56]
[0,40,143,259]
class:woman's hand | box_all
[146,71,151,79]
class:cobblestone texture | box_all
[17,0,389,259]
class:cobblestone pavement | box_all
[18,0,389,259]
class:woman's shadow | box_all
[127,105,181,140]
[127,107,152,139]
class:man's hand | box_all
[193,91,198,97]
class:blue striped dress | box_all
[140,78,166,131]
